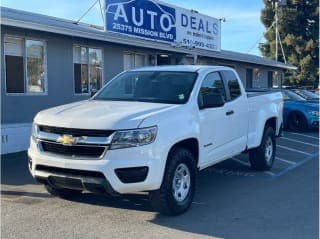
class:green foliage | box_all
[260,0,319,87]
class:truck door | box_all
[198,71,231,166]
[221,70,249,154]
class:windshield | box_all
[94,71,198,104]
[292,89,319,100]
[282,90,306,101]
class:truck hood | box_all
[34,100,177,129]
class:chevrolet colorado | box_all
[28,65,283,215]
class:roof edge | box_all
[0,7,297,71]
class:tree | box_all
[260,0,319,87]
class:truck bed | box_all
[246,89,276,98]
[246,89,283,149]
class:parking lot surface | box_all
[1,131,319,239]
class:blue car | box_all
[280,89,319,131]
[291,88,319,103]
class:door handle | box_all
[226,110,234,116]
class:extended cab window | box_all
[223,71,241,100]
[198,72,226,107]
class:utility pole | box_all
[275,0,278,63]
[268,0,287,88]
[269,0,280,87]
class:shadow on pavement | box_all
[149,172,245,239]
[1,137,317,239]
[69,192,154,212]
[1,151,38,186]
[148,154,319,239]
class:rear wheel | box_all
[287,112,307,132]
[44,184,82,199]
[149,147,196,215]
[249,127,276,171]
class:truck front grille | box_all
[41,141,106,158]
[38,125,114,137]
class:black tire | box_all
[44,184,82,199]
[249,127,276,171]
[149,147,196,216]
[287,112,307,132]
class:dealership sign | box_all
[105,0,221,51]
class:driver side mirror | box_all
[200,93,225,109]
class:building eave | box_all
[1,7,297,71]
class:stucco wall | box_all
[1,26,127,124]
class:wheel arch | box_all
[150,138,198,215]
[167,138,199,168]
[251,116,278,150]
[265,117,277,132]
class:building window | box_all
[246,69,253,89]
[254,68,261,82]
[4,36,47,94]
[269,71,280,88]
[73,46,103,94]
[268,71,274,88]
[123,53,148,70]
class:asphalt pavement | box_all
[1,130,319,239]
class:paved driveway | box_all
[1,131,319,239]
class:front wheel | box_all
[249,127,276,171]
[149,147,196,215]
[287,112,307,132]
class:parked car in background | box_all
[291,89,319,103]
[310,89,320,96]
[278,89,319,131]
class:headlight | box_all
[110,126,157,149]
[32,123,39,139]
[308,111,319,117]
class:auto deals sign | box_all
[105,0,221,51]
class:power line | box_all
[75,0,99,24]
[98,0,105,25]
[247,21,275,54]
[247,6,287,64]
[277,30,287,64]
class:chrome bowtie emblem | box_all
[57,135,77,145]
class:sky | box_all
[1,0,266,55]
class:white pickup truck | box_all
[28,66,283,215]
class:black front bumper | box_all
[34,165,119,196]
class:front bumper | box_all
[308,115,319,129]
[28,138,165,194]
[309,120,319,128]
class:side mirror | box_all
[201,93,225,109]
[90,90,97,97]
